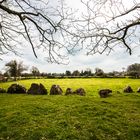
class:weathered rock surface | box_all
[65,88,73,95]
[123,86,133,93]
[99,89,112,98]
[50,85,63,95]
[7,84,26,94]
[27,83,47,95]
[73,88,86,96]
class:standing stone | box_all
[50,85,63,95]
[65,88,73,95]
[7,84,26,94]
[27,83,47,95]
[73,88,86,96]
[123,86,133,93]
[99,89,112,98]
[39,84,48,95]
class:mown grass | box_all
[0,78,140,140]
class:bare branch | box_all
[0,0,72,63]
[67,0,140,55]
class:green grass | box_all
[0,78,140,140]
[0,78,140,96]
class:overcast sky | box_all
[0,45,140,73]
[0,0,140,73]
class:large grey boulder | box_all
[27,83,47,95]
[99,89,112,98]
[123,86,133,93]
[73,88,86,96]
[50,85,63,95]
[7,84,26,94]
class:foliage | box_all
[31,66,40,77]
[65,70,71,76]
[72,70,80,76]
[80,68,92,76]
[95,68,104,76]
[127,63,140,78]
[5,60,27,80]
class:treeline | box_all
[0,60,140,82]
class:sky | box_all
[0,0,140,73]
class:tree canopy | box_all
[5,60,27,80]
[127,63,140,78]
[31,66,40,77]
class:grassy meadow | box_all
[0,78,140,140]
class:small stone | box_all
[123,86,133,93]
[99,89,112,98]
[65,88,73,95]
[73,88,86,96]
[50,85,63,95]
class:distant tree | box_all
[127,63,140,78]
[5,60,27,81]
[72,70,80,76]
[80,70,84,76]
[21,72,32,78]
[84,68,92,76]
[65,70,71,76]
[40,72,47,77]
[95,68,104,76]
[0,71,3,81]
[122,67,126,76]
[107,71,122,77]
[31,66,40,77]
[3,71,9,77]
[107,72,115,77]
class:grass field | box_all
[0,78,140,140]
[1,78,140,96]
